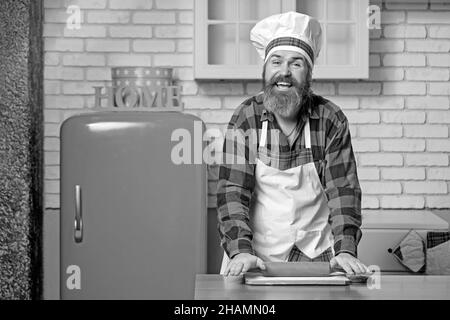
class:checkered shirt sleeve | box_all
[216,99,257,259]
[323,119,362,257]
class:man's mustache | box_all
[268,75,301,88]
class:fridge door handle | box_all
[74,185,83,243]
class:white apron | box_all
[220,117,334,274]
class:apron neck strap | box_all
[260,120,268,147]
[261,117,311,148]
[304,117,311,149]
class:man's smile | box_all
[275,81,293,91]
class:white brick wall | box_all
[407,68,450,82]
[381,139,425,152]
[42,0,450,210]
[404,125,448,137]
[360,181,402,194]
[338,83,382,95]
[404,182,448,194]
[385,0,428,11]
[429,26,450,38]
[154,26,193,38]
[107,53,151,66]
[383,53,426,66]
[109,0,153,10]
[383,25,426,38]
[132,39,175,52]
[405,154,449,166]
[381,111,426,123]
[382,168,425,180]
[380,196,425,209]
[63,53,106,66]
[380,11,405,24]
[406,96,449,109]
[156,0,193,9]
[428,139,450,152]
[352,139,380,152]
[369,68,404,81]
[428,168,450,180]
[359,153,403,166]
[86,39,130,52]
[87,11,130,24]
[408,11,450,24]
[428,54,450,67]
[383,82,427,95]
[358,125,403,138]
[133,12,176,24]
[360,97,404,109]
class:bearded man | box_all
[217,12,367,276]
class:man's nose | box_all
[279,62,291,76]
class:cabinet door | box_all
[194,0,368,79]
[195,0,295,79]
[297,0,369,79]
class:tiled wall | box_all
[43,0,450,212]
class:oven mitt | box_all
[426,232,450,275]
[389,230,426,273]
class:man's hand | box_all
[330,252,369,275]
[224,253,266,276]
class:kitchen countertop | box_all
[195,273,450,300]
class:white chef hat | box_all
[250,11,322,68]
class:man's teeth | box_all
[276,82,291,87]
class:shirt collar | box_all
[261,95,319,122]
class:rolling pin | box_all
[261,262,332,277]
[258,262,373,282]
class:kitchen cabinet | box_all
[194,0,369,79]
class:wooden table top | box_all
[195,274,450,300]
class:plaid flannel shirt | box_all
[217,92,362,259]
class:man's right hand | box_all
[224,253,266,276]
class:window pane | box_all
[327,0,355,21]
[208,24,236,65]
[208,0,237,20]
[296,0,324,20]
[326,24,356,65]
[239,24,260,65]
[239,0,282,20]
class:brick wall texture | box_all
[43,0,450,211]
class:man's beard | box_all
[263,74,310,119]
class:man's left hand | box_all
[330,252,369,275]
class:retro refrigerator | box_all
[60,111,207,299]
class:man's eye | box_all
[292,62,303,68]
[272,60,281,65]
